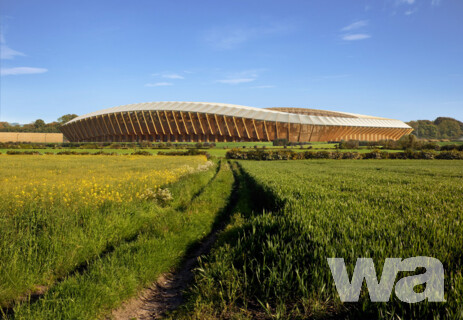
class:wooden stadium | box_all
[59,101,413,142]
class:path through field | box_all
[111,163,240,319]
[110,229,217,319]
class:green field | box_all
[175,160,463,319]
[2,154,462,319]
[0,155,234,319]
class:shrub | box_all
[441,144,463,151]
[93,151,117,156]
[338,140,360,149]
[436,150,463,160]
[342,152,362,159]
[314,151,331,159]
[419,150,438,159]
[363,150,383,159]
[225,148,463,160]
[131,150,152,156]
[79,143,101,149]
[6,150,40,155]
[109,143,122,149]
[273,139,288,146]
[140,187,173,206]
[158,149,211,159]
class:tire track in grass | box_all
[110,161,239,320]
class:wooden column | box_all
[252,119,260,141]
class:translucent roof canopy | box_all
[67,101,411,129]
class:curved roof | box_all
[67,101,411,129]
[265,107,389,119]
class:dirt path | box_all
[110,232,219,320]
[110,163,239,320]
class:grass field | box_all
[175,160,463,319]
[2,153,462,319]
[0,155,236,319]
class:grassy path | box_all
[112,161,240,319]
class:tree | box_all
[417,123,438,139]
[398,134,419,149]
[437,120,461,139]
[407,117,462,140]
[58,114,78,124]
[33,119,46,129]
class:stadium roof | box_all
[67,101,411,129]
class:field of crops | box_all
[2,153,462,319]
[0,155,236,319]
[178,160,463,319]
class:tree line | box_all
[407,117,462,140]
[0,114,78,133]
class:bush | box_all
[225,148,463,160]
[157,149,211,159]
[79,143,102,149]
[6,150,40,155]
[441,144,463,151]
[436,150,463,160]
[342,152,362,159]
[419,150,438,159]
[338,140,360,149]
[109,143,122,149]
[273,139,289,146]
[92,151,117,155]
[363,150,384,159]
[140,187,173,206]
[131,150,152,156]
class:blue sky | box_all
[1,0,462,123]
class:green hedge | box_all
[225,148,463,160]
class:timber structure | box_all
[60,101,413,142]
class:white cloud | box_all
[405,8,417,15]
[144,82,173,87]
[0,32,47,76]
[204,22,294,50]
[1,67,48,76]
[217,78,255,84]
[0,33,25,59]
[340,20,370,42]
[152,72,185,79]
[162,73,184,79]
[1,45,25,59]
[251,85,275,88]
[431,0,441,6]
[341,20,368,31]
[342,34,371,41]
[216,69,265,84]
[398,0,415,4]
[205,29,248,50]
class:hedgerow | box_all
[225,148,463,160]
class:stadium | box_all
[60,101,413,142]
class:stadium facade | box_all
[60,101,413,142]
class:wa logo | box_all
[327,257,445,303]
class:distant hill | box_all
[407,117,463,140]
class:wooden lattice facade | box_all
[60,102,413,142]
